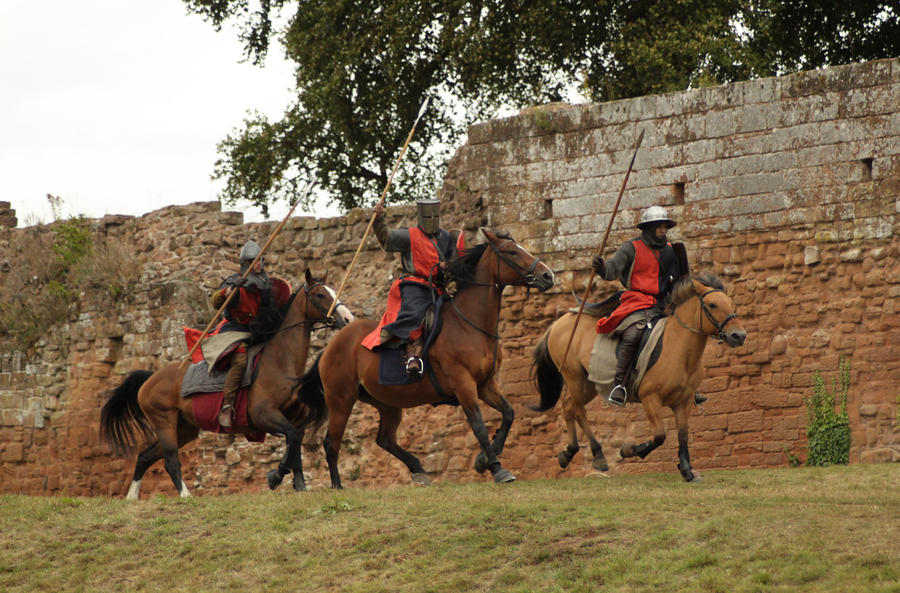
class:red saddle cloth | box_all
[189,388,265,442]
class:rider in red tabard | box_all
[361,199,464,377]
[592,206,689,406]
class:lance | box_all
[559,129,644,370]
[326,97,431,318]
[179,191,308,370]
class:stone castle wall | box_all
[1,58,898,497]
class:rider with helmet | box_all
[592,205,688,406]
[361,199,464,377]
[210,240,273,427]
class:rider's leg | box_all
[609,323,643,406]
[404,332,424,377]
[219,346,247,428]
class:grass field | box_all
[1,464,897,593]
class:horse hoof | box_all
[267,469,284,490]
[493,469,516,484]
[292,475,307,492]
[557,451,571,469]
[592,458,609,472]
[687,472,703,483]
[474,454,488,474]
[411,473,431,486]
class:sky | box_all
[0,0,331,227]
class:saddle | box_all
[588,318,667,403]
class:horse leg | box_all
[557,396,581,469]
[252,406,308,492]
[473,379,514,474]
[364,399,429,485]
[569,376,609,471]
[673,403,701,482]
[457,380,514,483]
[126,439,163,500]
[619,396,666,461]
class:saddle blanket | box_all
[588,317,667,403]
[189,388,265,442]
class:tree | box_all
[184,0,899,215]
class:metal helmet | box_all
[416,199,441,235]
[239,240,262,274]
[637,205,676,229]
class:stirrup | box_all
[218,404,234,428]
[694,393,708,405]
[405,356,424,377]
[608,384,627,406]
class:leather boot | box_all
[404,337,424,377]
[609,323,644,406]
[219,347,247,428]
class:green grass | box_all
[1,465,898,593]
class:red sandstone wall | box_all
[1,58,898,497]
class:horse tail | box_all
[295,354,327,430]
[530,329,563,412]
[99,370,156,456]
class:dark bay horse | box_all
[531,273,747,481]
[298,229,554,488]
[100,269,354,498]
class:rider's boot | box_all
[219,347,247,428]
[609,323,643,406]
[405,337,424,377]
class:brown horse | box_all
[99,269,354,498]
[297,229,554,487]
[531,273,746,481]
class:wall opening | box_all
[541,199,553,219]
[861,158,873,181]
[671,182,686,205]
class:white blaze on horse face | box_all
[126,480,141,501]
[324,285,354,324]
[519,243,555,284]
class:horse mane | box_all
[248,289,299,345]
[442,231,513,289]
[671,272,725,307]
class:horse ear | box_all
[305,268,313,283]
[480,227,495,241]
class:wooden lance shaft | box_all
[559,129,645,370]
[179,197,304,370]
[326,97,430,318]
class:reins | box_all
[671,287,738,343]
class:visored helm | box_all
[239,240,262,274]
[637,205,676,229]
[416,199,441,235]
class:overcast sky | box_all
[0,0,327,227]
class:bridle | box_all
[449,237,543,340]
[277,281,344,333]
[672,288,738,343]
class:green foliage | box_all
[805,357,852,467]
[51,217,93,269]
[183,0,899,215]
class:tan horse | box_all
[531,273,746,481]
[100,269,354,498]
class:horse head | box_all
[480,228,554,291]
[675,273,746,347]
[300,268,354,329]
